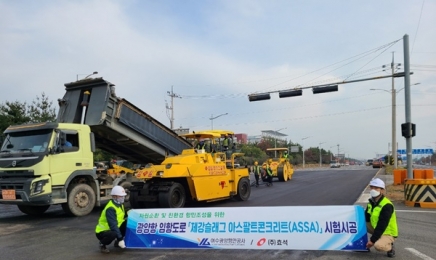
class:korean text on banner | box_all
[124,205,368,251]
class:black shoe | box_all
[387,243,395,257]
[255,185,259,187]
[114,240,120,248]
[100,243,110,253]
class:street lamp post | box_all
[302,136,311,168]
[209,113,228,130]
[329,145,336,161]
[76,71,98,81]
[319,142,325,167]
[274,128,287,157]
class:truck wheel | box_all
[159,183,185,208]
[17,205,50,215]
[277,166,288,182]
[120,182,132,204]
[62,183,96,217]
[235,178,251,201]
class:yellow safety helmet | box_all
[254,161,258,166]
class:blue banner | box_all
[398,148,434,155]
[124,206,368,251]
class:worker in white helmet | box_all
[365,178,398,257]
[95,185,127,253]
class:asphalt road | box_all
[1,166,435,260]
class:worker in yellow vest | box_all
[253,161,261,187]
[365,178,398,257]
[95,186,127,253]
[265,159,273,187]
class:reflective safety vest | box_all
[95,200,125,233]
[266,165,273,176]
[223,138,229,147]
[283,153,288,159]
[367,196,398,237]
[196,143,205,149]
[253,165,261,175]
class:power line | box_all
[411,0,426,54]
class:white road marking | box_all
[405,248,435,260]
[396,210,436,213]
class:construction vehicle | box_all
[130,130,251,208]
[0,77,192,216]
[261,148,294,182]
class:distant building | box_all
[173,127,190,135]
[247,135,262,144]
[234,133,247,144]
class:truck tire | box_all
[277,166,288,182]
[17,205,50,215]
[235,177,251,201]
[159,183,185,208]
[120,181,132,205]
[130,189,146,209]
[62,183,96,217]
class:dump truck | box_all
[0,77,192,216]
[130,130,251,208]
[261,148,294,182]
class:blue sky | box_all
[1,0,435,160]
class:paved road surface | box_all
[1,167,435,260]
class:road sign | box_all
[397,148,433,155]
[290,146,299,153]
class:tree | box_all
[0,101,29,134]
[27,92,57,123]
[0,93,57,134]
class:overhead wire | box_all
[179,39,402,99]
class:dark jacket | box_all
[365,195,395,243]
[106,201,125,240]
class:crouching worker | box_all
[365,178,398,257]
[95,185,127,253]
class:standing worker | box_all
[95,186,128,253]
[282,150,289,160]
[222,135,229,151]
[253,161,261,187]
[365,178,398,257]
[265,159,274,187]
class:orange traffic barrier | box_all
[413,169,425,179]
[424,169,434,179]
[393,169,407,185]
[404,179,436,208]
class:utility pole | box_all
[166,86,181,129]
[391,52,398,169]
[319,142,325,167]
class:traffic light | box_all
[279,89,303,98]
[248,93,271,102]
[312,85,338,94]
[401,122,416,138]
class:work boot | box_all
[100,243,110,253]
[387,243,395,258]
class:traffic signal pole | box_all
[403,34,413,179]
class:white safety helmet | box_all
[369,178,385,189]
[110,185,127,196]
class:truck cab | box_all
[0,123,96,215]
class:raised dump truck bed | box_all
[56,78,191,164]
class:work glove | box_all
[118,240,126,248]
